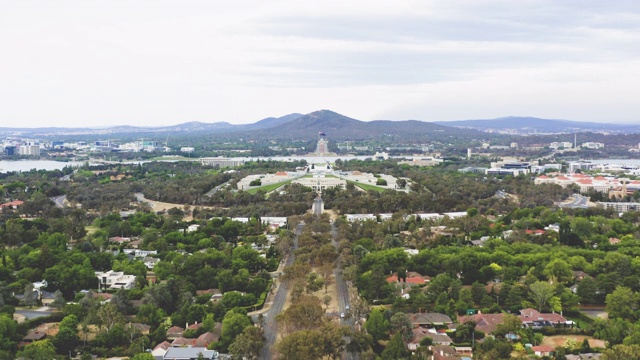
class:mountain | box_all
[0,110,489,141]
[248,113,304,130]
[247,110,485,141]
[435,116,640,134]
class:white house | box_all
[95,270,136,290]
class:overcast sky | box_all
[2,0,640,127]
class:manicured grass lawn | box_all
[85,225,100,235]
[348,181,387,193]
[246,180,292,194]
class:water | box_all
[0,156,378,173]
[587,159,640,166]
[0,160,83,173]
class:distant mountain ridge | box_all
[435,116,640,134]
[1,112,636,139]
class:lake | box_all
[0,160,83,173]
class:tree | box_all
[306,272,325,293]
[577,276,601,304]
[218,310,252,352]
[130,353,155,360]
[21,283,38,307]
[606,286,639,320]
[381,332,410,360]
[365,307,388,343]
[601,344,640,360]
[543,259,574,284]
[529,281,555,312]
[323,295,332,312]
[494,314,522,338]
[346,330,373,358]
[319,323,349,360]
[277,295,325,334]
[389,312,413,342]
[0,314,17,353]
[228,326,265,360]
[97,302,124,333]
[50,290,66,309]
[277,330,324,360]
[54,314,79,355]
[17,339,57,360]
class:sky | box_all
[2,0,640,127]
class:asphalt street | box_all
[260,222,302,359]
[560,194,590,209]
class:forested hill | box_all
[1,110,494,143]
[436,116,640,134]
[237,110,489,142]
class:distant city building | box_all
[598,202,640,213]
[458,167,487,174]
[550,141,573,149]
[581,142,604,149]
[373,152,389,160]
[293,176,346,194]
[316,136,329,154]
[531,163,562,173]
[181,147,195,153]
[3,145,16,156]
[398,156,443,167]
[510,142,518,148]
[568,161,598,173]
[200,157,245,168]
[18,145,40,156]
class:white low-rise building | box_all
[96,270,136,290]
[292,176,346,193]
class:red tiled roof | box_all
[386,271,429,284]
[0,200,24,207]
[167,326,184,336]
[154,341,171,351]
[519,308,567,323]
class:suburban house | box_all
[458,309,571,334]
[386,272,431,286]
[21,331,47,345]
[95,270,136,290]
[457,313,506,334]
[407,327,452,351]
[531,345,554,357]
[166,326,184,340]
[408,312,453,328]
[0,200,24,211]
[519,308,572,329]
[143,257,160,269]
[160,347,218,360]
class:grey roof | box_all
[163,347,218,360]
[409,312,453,324]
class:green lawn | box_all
[348,180,387,193]
[246,180,293,194]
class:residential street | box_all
[260,222,302,359]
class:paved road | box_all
[204,181,230,197]
[260,223,302,359]
[560,194,590,209]
[50,195,66,209]
[15,308,54,320]
[331,222,358,360]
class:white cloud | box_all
[1,0,639,126]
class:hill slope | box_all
[436,116,640,134]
